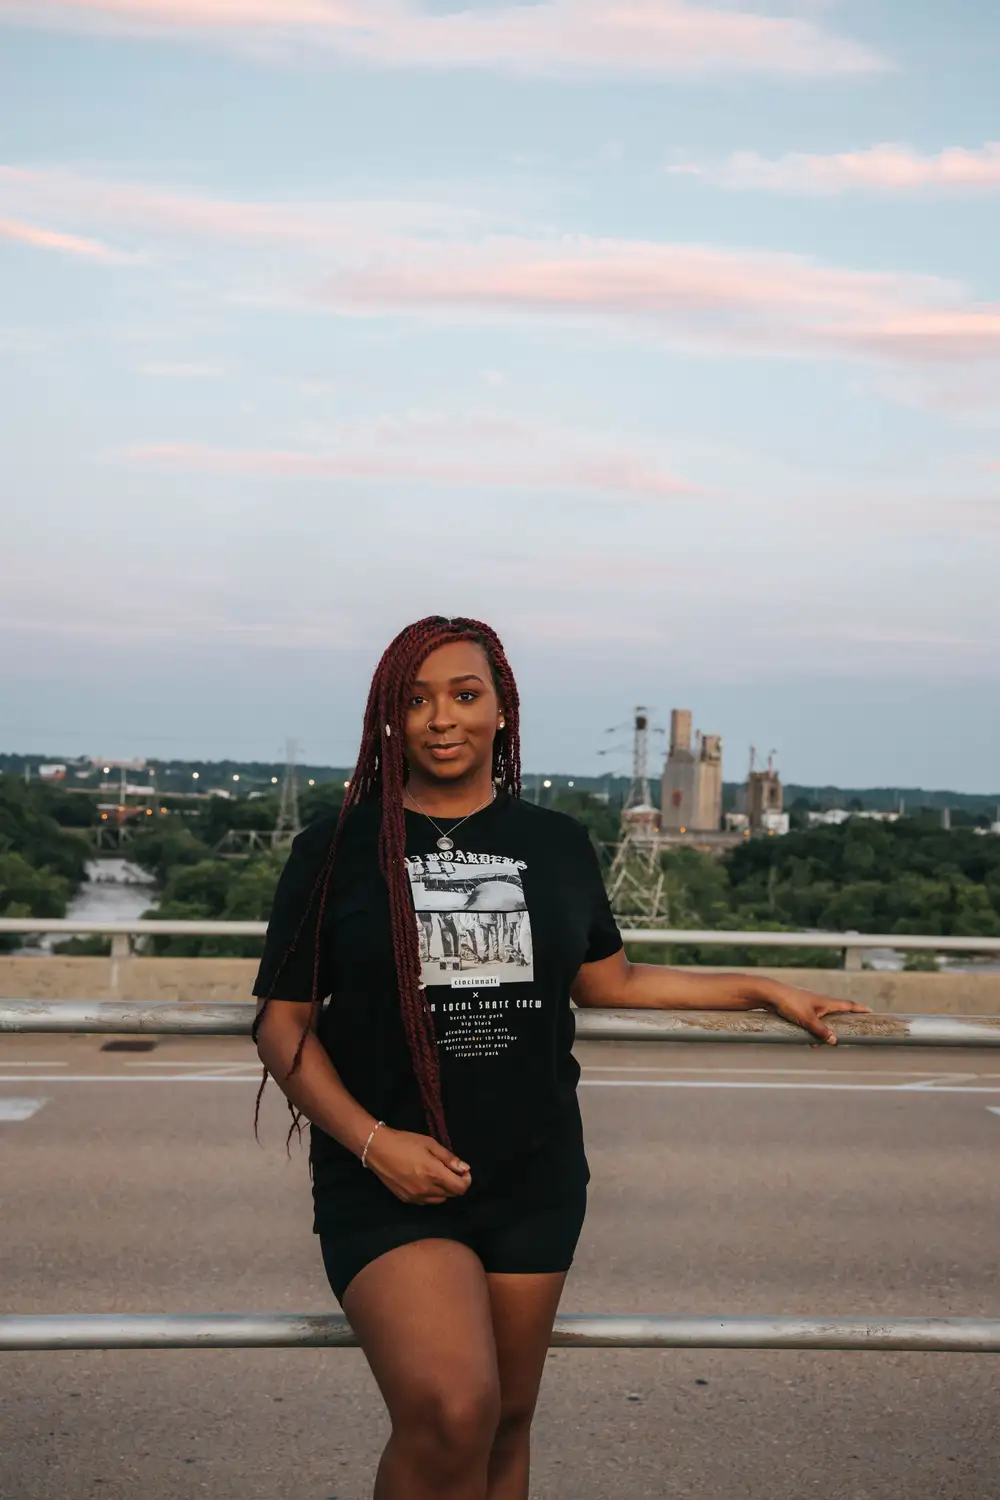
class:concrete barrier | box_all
[1,956,999,1015]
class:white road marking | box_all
[987,1107,1000,1117]
[1,1075,999,1095]
[894,1074,981,1089]
[0,1097,48,1120]
[578,1080,1000,1094]
[582,1065,984,1079]
[0,1074,261,1083]
[123,1060,260,1073]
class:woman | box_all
[252,614,866,1500]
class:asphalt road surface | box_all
[2,1032,998,1500]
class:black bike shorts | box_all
[317,1126,589,1305]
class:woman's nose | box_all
[427,702,456,728]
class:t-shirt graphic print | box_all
[406,850,534,991]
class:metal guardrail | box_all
[5,917,1000,968]
[2,1313,998,1353]
[2,999,999,1046]
[0,919,267,936]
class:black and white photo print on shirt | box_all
[406,851,533,989]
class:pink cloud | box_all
[323,238,1000,365]
[6,165,1000,367]
[125,434,698,501]
[0,214,122,261]
[0,0,886,76]
[670,142,1000,196]
[0,164,490,251]
[845,311,1000,361]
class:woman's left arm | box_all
[570,948,871,1045]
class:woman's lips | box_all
[428,744,463,759]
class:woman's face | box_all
[404,639,502,785]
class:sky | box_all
[1,1,998,791]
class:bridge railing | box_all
[2,999,999,1046]
[3,1312,998,1353]
[4,916,1000,968]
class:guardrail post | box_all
[842,930,863,971]
[109,934,131,959]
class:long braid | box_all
[253,615,521,1154]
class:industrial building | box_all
[726,750,789,836]
[659,709,723,833]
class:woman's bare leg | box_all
[342,1238,502,1500]
[484,1272,567,1500]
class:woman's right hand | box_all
[363,1127,472,1205]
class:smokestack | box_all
[669,709,692,756]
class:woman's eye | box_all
[457,691,478,702]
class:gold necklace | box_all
[404,785,497,851]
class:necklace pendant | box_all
[436,835,454,852]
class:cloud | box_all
[0,164,496,251]
[0,213,125,262]
[319,238,1000,365]
[0,0,886,77]
[670,142,1000,196]
[123,420,699,501]
[6,164,1000,367]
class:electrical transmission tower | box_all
[606,706,669,925]
[623,706,653,811]
[274,739,302,847]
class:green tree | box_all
[0,775,88,946]
[144,850,285,958]
[127,826,214,884]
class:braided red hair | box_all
[253,615,521,1153]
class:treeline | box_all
[0,777,91,949]
[124,782,346,956]
[6,772,1000,967]
[129,786,621,957]
[628,817,1000,968]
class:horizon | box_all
[3,749,997,808]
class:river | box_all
[67,858,159,924]
[22,859,159,953]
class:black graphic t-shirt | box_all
[252,791,622,1226]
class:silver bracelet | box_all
[361,1119,385,1169]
